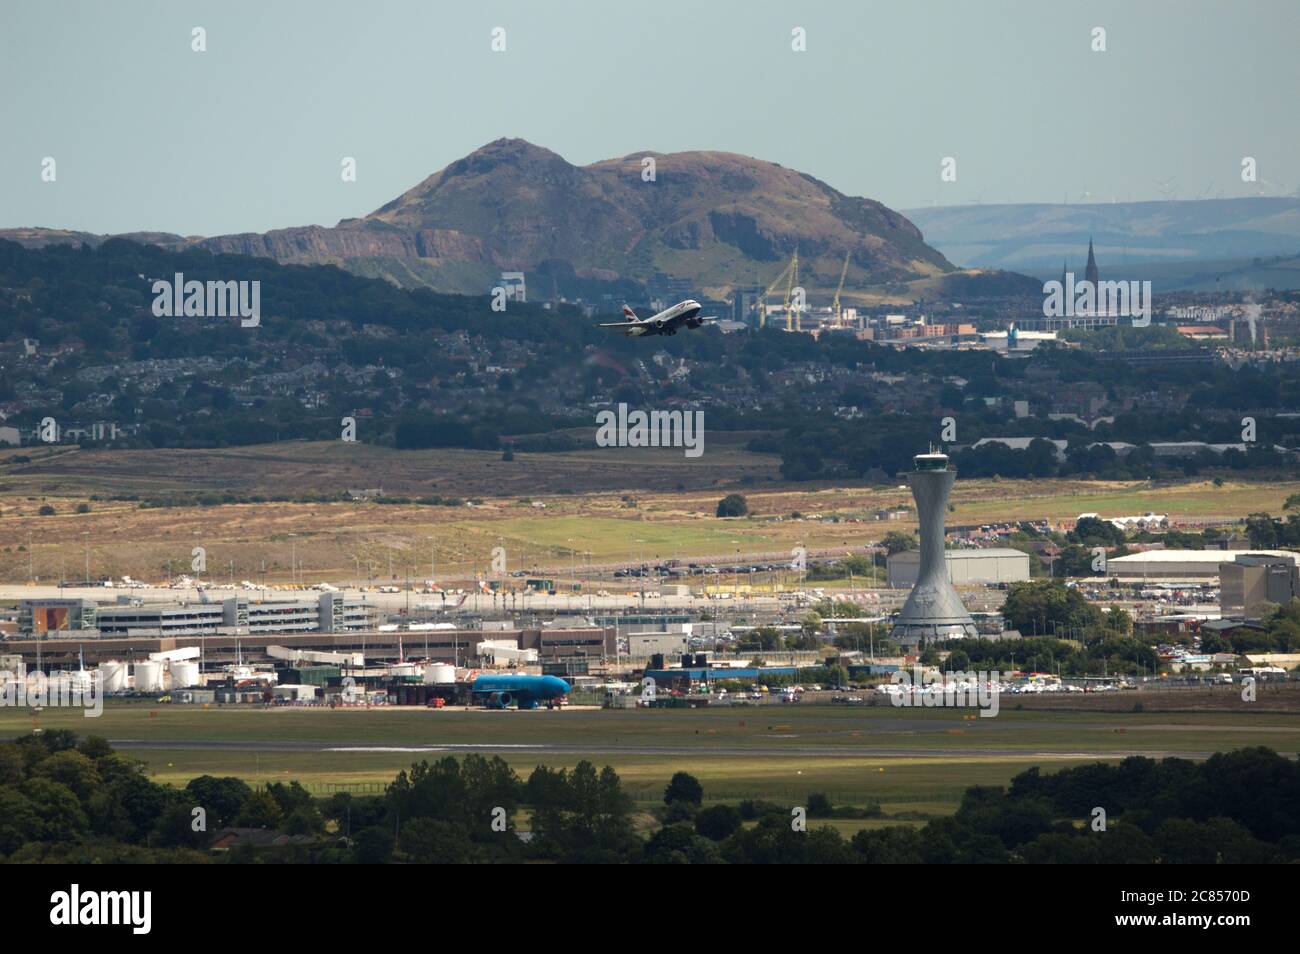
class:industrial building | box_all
[1220,554,1300,616]
[591,614,692,633]
[1106,549,1300,582]
[18,593,373,637]
[887,548,1030,587]
[626,632,690,658]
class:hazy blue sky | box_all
[3,0,1297,236]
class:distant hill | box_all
[0,139,1031,303]
[904,197,1300,286]
[1020,252,1300,295]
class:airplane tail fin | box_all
[622,304,638,322]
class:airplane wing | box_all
[599,303,646,328]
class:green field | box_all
[7,703,1297,825]
[467,514,788,563]
[4,445,1295,584]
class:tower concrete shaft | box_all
[890,454,978,647]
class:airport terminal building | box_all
[18,593,373,637]
[1,625,617,672]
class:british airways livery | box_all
[598,299,716,337]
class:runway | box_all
[102,737,1229,760]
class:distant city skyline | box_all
[2,0,1298,236]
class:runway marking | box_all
[324,744,547,752]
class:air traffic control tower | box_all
[890,450,979,647]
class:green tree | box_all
[716,494,749,518]
[396,817,473,863]
[806,792,834,818]
[695,804,742,841]
[944,649,971,672]
[643,823,724,864]
[31,750,101,802]
[235,790,283,829]
[185,775,253,828]
[664,771,704,806]
[881,530,918,555]
[351,825,395,864]
[529,762,637,863]
[1244,512,1279,548]
[0,788,43,855]
[1073,516,1125,546]
[1001,580,1102,637]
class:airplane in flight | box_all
[472,673,571,710]
[598,299,716,337]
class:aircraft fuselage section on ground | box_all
[471,674,571,709]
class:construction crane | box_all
[785,249,801,331]
[832,252,850,328]
[754,250,800,329]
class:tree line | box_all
[3,731,1297,863]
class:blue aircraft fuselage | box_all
[472,674,570,709]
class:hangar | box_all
[1106,548,1300,582]
[887,548,1031,588]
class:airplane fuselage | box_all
[472,673,571,709]
[617,299,704,337]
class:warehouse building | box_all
[1107,549,1300,582]
[1220,554,1300,616]
[591,614,692,634]
[626,632,690,658]
[887,548,1031,588]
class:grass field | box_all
[6,703,1296,822]
[2,439,1295,583]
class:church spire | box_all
[1085,237,1099,284]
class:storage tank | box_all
[424,663,456,685]
[134,661,164,692]
[170,661,200,688]
[100,661,128,693]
